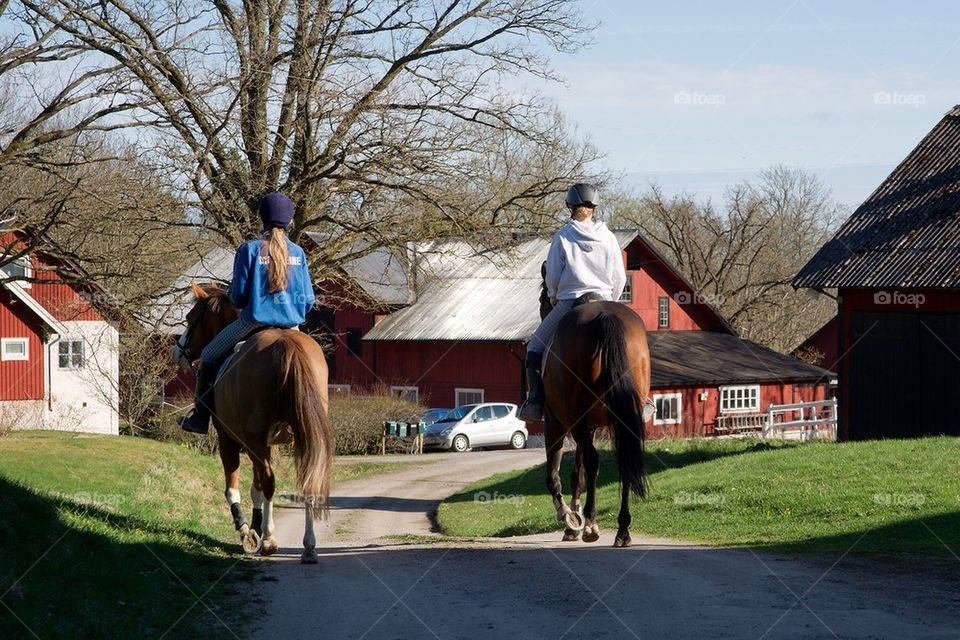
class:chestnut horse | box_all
[172,283,334,563]
[539,275,651,546]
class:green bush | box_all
[330,393,423,455]
[135,391,422,457]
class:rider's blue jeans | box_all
[201,317,267,364]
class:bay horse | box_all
[172,283,334,563]
[539,270,651,547]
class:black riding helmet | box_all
[565,183,600,209]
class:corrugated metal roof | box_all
[795,105,960,289]
[145,242,414,334]
[364,231,638,341]
[648,331,833,387]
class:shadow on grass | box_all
[0,476,256,639]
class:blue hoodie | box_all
[228,237,315,327]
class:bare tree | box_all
[18,0,598,268]
[610,166,843,353]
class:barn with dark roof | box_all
[795,104,960,440]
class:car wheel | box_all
[510,431,526,450]
[452,434,470,452]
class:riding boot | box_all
[178,364,217,434]
[518,352,545,422]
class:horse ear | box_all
[191,282,208,299]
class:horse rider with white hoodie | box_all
[517,183,627,422]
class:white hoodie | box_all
[545,219,626,302]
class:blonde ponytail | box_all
[263,228,290,292]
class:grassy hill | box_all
[437,437,960,555]
[0,431,429,639]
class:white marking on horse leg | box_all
[303,505,316,551]
[225,487,241,507]
[262,499,274,539]
[250,485,264,509]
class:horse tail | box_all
[275,335,335,520]
[595,312,647,499]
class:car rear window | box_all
[493,405,510,419]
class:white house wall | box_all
[43,320,119,435]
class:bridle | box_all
[175,298,209,364]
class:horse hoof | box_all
[563,511,584,532]
[300,548,319,565]
[613,534,632,548]
[240,525,261,555]
[260,536,278,557]
[582,524,600,543]
[562,529,581,542]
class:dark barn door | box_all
[849,311,960,439]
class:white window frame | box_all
[1,337,28,361]
[328,384,351,396]
[619,273,633,303]
[5,257,32,288]
[390,386,419,402]
[455,387,484,407]
[658,296,670,328]
[58,339,85,370]
[719,384,761,413]
[653,393,682,425]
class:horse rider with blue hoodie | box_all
[179,192,315,434]
[517,183,627,422]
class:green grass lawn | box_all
[0,431,433,639]
[437,437,960,554]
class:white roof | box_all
[364,231,638,342]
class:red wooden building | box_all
[164,231,833,438]
[795,105,960,440]
[0,232,120,434]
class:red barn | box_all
[795,105,960,440]
[357,232,833,438]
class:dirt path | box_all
[256,450,960,640]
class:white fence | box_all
[714,398,838,441]
[762,398,838,441]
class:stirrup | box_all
[518,397,543,422]
[178,412,209,435]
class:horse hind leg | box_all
[301,502,319,565]
[220,437,259,553]
[613,479,632,548]
[545,412,583,536]
[255,448,279,556]
[562,447,585,542]
[580,435,601,543]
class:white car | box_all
[422,403,528,452]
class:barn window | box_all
[59,340,85,369]
[653,393,681,425]
[720,385,760,413]
[1,338,28,361]
[456,388,484,406]
[619,274,633,303]
[345,327,362,356]
[390,386,418,402]
[4,257,32,288]
[658,296,670,328]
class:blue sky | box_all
[533,0,960,206]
